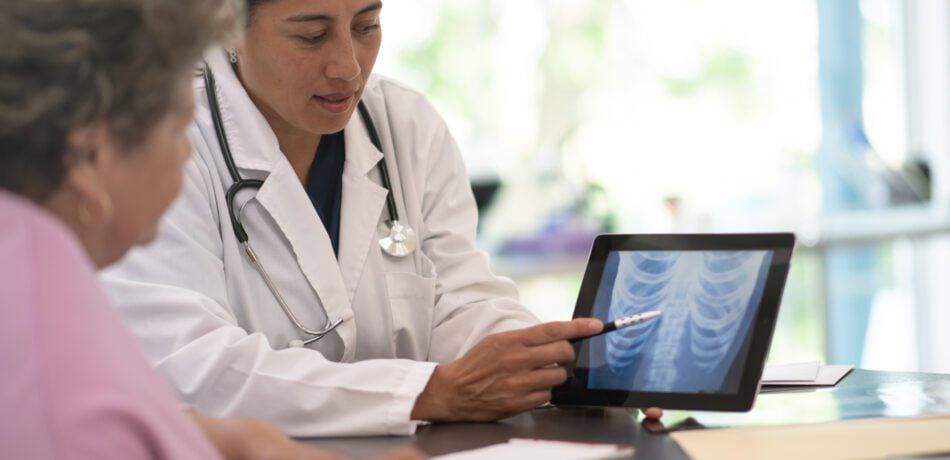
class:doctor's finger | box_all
[474,388,554,421]
[505,366,569,394]
[508,340,575,371]
[521,388,556,410]
[512,319,603,347]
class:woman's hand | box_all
[374,447,428,460]
[411,319,603,422]
[191,413,343,460]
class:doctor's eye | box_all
[353,21,380,35]
[297,32,328,45]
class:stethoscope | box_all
[201,63,418,347]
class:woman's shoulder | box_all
[0,191,100,328]
[0,193,220,459]
[0,192,87,268]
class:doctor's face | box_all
[237,0,383,137]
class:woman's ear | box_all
[40,122,119,267]
[58,123,117,226]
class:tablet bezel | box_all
[551,233,795,412]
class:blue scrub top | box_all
[305,130,345,257]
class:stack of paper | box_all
[761,361,853,386]
[671,415,950,460]
[432,438,633,460]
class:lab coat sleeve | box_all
[416,107,541,364]
[100,128,436,437]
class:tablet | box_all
[551,233,795,412]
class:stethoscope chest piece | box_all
[378,220,418,257]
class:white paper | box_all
[761,361,820,382]
[811,364,854,385]
[762,363,853,386]
[432,438,633,460]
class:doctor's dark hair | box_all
[0,0,240,201]
[245,0,273,22]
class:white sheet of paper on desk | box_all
[432,438,633,460]
[762,363,853,386]
[761,361,820,382]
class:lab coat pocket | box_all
[385,271,436,360]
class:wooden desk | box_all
[307,370,950,459]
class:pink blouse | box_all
[0,192,221,459]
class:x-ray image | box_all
[586,250,772,394]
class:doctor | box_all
[103,0,660,437]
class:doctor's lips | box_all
[313,91,356,113]
[569,310,661,344]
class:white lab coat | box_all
[101,51,538,437]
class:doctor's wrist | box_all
[410,365,454,422]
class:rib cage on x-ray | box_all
[605,251,768,390]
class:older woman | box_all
[0,0,415,458]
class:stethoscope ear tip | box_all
[288,339,305,348]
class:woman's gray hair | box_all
[0,0,241,201]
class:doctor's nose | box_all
[324,37,362,82]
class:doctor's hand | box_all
[410,318,603,422]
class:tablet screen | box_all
[552,233,794,411]
[580,249,773,395]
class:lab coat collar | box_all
[342,103,384,176]
[203,50,281,173]
[339,115,388,305]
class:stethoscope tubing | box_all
[200,61,416,347]
[202,63,346,345]
[202,64,403,238]
[356,101,399,224]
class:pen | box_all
[570,310,662,344]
